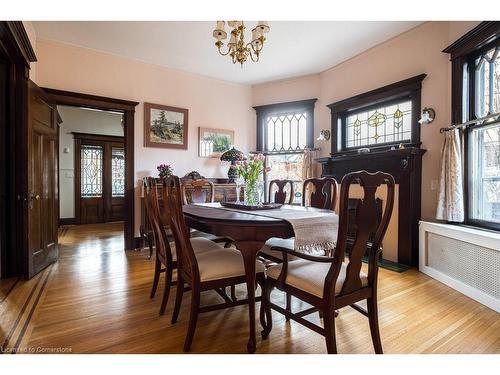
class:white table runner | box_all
[199,203,339,255]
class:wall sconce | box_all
[418,107,435,125]
[317,129,331,141]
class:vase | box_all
[245,179,259,206]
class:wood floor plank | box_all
[1,222,498,354]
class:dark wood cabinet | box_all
[317,147,426,266]
[138,175,242,247]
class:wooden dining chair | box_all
[181,179,215,205]
[303,177,337,210]
[163,175,266,352]
[145,177,236,315]
[268,179,294,205]
[261,170,395,354]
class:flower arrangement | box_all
[233,153,270,205]
[157,163,173,178]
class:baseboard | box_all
[59,218,76,226]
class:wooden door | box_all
[27,81,59,278]
[75,134,124,224]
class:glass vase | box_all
[245,179,258,206]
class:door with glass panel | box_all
[74,134,125,224]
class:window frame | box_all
[253,98,317,153]
[327,74,426,154]
[444,22,500,231]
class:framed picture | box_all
[144,102,188,149]
[198,127,235,158]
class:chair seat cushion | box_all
[266,260,368,298]
[196,248,265,282]
[259,237,298,261]
[169,237,233,261]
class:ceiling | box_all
[32,21,423,85]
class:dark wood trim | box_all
[0,21,36,279]
[72,132,124,143]
[59,218,76,226]
[445,22,500,232]
[143,102,188,150]
[327,74,426,154]
[3,22,36,67]
[253,98,317,152]
[42,87,139,112]
[44,88,138,251]
[443,22,500,60]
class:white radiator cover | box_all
[419,221,500,312]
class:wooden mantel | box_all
[317,147,426,266]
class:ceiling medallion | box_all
[212,21,270,67]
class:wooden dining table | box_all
[183,202,333,353]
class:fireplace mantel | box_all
[317,147,426,266]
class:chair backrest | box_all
[162,176,200,282]
[326,171,395,298]
[302,177,337,210]
[181,179,215,205]
[268,179,294,205]
[144,177,173,266]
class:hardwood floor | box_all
[1,222,499,354]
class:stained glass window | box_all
[345,100,412,148]
[266,112,307,152]
[112,147,125,197]
[81,145,103,198]
[474,46,500,118]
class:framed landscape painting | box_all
[198,127,235,158]
[144,102,188,149]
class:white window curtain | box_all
[436,129,465,222]
[301,149,317,180]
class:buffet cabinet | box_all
[139,174,241,247]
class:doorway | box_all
[44,89,138,252]
[58,105,126,226]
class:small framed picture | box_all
[144,102,188,149]
[198,127,235,158]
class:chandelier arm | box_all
[217,45,233,57]
[248,48,260,63]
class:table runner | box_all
[198,203,339,255]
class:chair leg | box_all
[367,297,383,354]
[231,285,237,301]
[150,258,161,299]
[261,282,273,340]
[323,308,338,354]
[171,275,185,324]
[147,233,154,260]
[159,266,173,315]
[285,293,292,321]
[183,289,201,352]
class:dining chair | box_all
[181,179,215,205]
[145,177,236,315]
[163,175,266,352]
[259,177,338,262]
[261,170,395,354]
[303,177,337,210]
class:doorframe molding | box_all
[43,88,139,251]
[0,22,37,278]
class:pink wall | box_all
[35,39,255,235]
[252,21,480,221]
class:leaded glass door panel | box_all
[75,135,125,224]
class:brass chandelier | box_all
[212,21,270,67]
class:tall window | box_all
[444,22,500,230]
[254,99,316,203]
[328,75,425,153]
